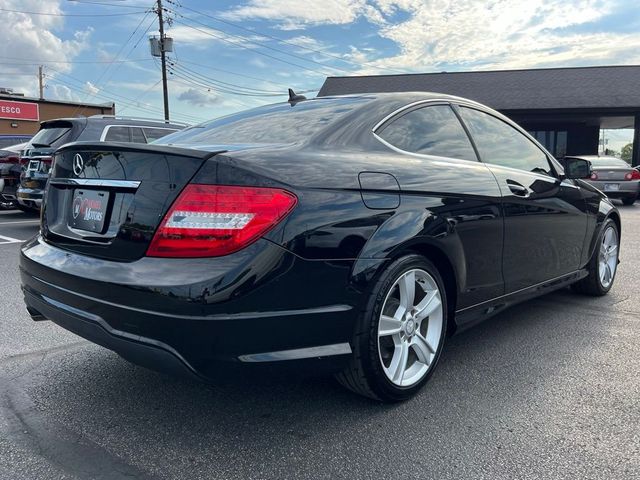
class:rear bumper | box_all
[17,187,43,207]
[585,179,639,198]
[20,235,359,379]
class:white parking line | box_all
[0,234,24,244]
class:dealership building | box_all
[0,92,115,137]
[319,65,640,166]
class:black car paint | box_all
[20,92,620,380]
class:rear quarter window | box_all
[377,105,477,161]
[143,127,176,142]
[104,126,131,142]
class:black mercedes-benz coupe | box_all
[20,93,621,402]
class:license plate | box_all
[70,189,108,233]
[604,183,620,191]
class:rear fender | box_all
[350,207,465,297]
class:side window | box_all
[131,127,146,143]
[104,126,130,142]
[143,128,176,142]
[377,105,477,161]
[458,107,552,175]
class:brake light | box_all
[0,156,19,164]
[630,170,640,180]
[147,184,297,258]
[590,172,598,180]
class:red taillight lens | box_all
[147,184,297,258]
[590,172,598,180]
[631,170,640,180]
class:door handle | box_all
[506,180,529,197]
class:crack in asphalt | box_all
[0,341,88,367]
[0,374,158,480]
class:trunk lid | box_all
[592,166,632,181]
[42,142,222,261]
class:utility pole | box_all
[38,65,44,100]
[156,0,169,121]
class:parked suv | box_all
[17,116,185,210]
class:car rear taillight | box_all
[147,184,297,258]
[0,156,19,164]
[590,172,598,180]
[630,170,640,180]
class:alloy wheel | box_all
[378,268,444,387]
[599,225,618,288]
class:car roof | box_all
[40,116,185,129]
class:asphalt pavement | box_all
[0,206,638,480]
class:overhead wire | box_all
[48,67,204,123]
[164,0,408,74]
[0,7,148,16]
[168,17,337,77]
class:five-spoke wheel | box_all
[378,268,443,387]
[599,225,618,289]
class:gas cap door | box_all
[358,171,400,210]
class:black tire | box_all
[336,254,448,402]
[571,218,619,296]
[621,196,637,206]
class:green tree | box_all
[621,143,633,163]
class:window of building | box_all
[459,107,552,175]
[528,130,568,158]
[377,105,477,161]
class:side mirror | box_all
[564,157,592,180]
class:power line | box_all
[0,55,153,65]
[167,11,349,76]
[47,67,204,123]
[0,6,148,16]
[66,0,152,9]
[71,3,155,114]
[165,0,408,74]
[168,63,284,96]
[169,17,332,77]
[173,58,306,90]
[169,63,319,100]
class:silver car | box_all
[570,155,640,205]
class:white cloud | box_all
[221,0,370,29]
[49,84,79,102]
[361,0,638,72]
[0,0,92,97]
[218,0,640,73]
[165,25,263,49]
[177,88,221,107]
[84,81,99,95]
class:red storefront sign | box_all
[0,100,39,121]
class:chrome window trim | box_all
[371,99,482,164]
[99,124,177,142]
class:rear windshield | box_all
[30,123,73,148]
[154,98,365,146]
[587,157,630,168]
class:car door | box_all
[374,103,505,308]
[456,105,588,293]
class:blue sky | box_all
[1,0,640,128]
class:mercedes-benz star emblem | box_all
[73,153,84,176]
